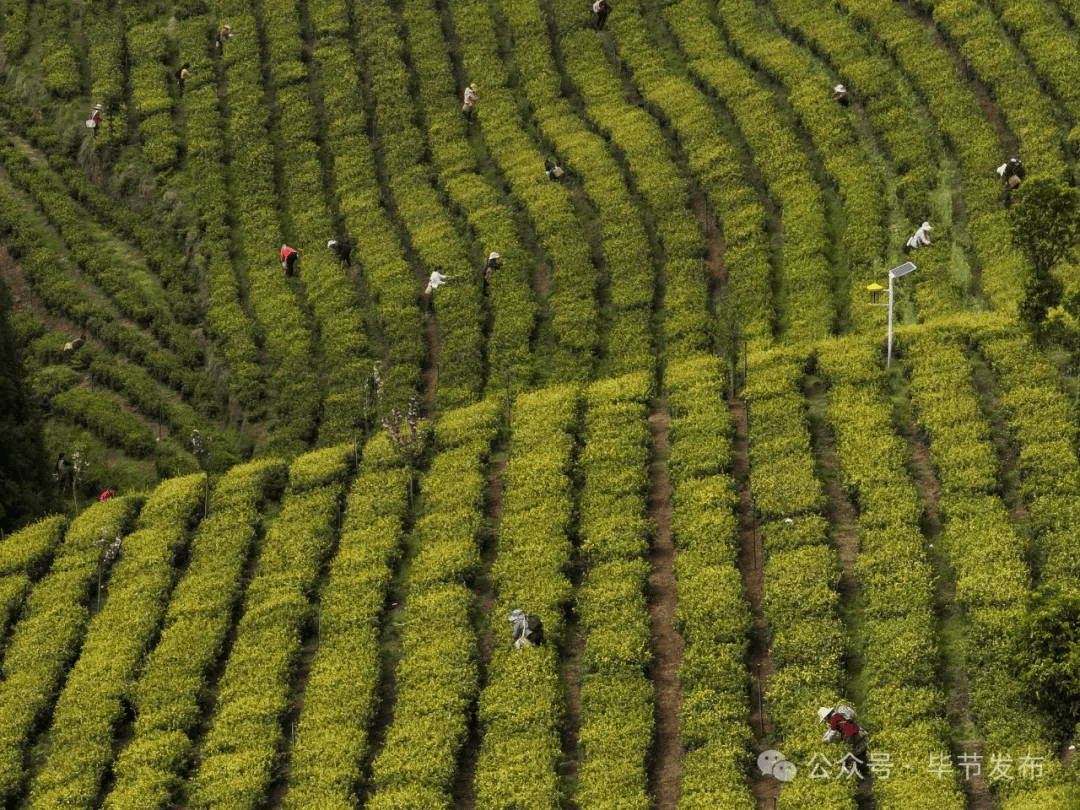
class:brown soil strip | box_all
[646,407,683,809]
[803,380,874,810]
[558,625,585,800]
[452,450,507,810]
[729,398,781,809]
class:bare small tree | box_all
[69,450,90,514]
[382,396,423,498]
[191,430,211,517]
[93,529,123,611]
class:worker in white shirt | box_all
[905,221,932,252]
[462,84,478,119]
[425,268,450,295]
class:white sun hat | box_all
[327,240,337,248]
[818,706,833,723]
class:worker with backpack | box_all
[509,608,545,649]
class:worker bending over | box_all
[509,608,545,649]
[905,221,932,252]
[819,705,868,758]
[281,244,299,277]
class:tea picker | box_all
[818,705,868,758]
[509,608,545,649]
[86,103,103,131]
[176,63,192,94]
[905,221,932,252]
[281,244,299,277]
[997,157,1025,189]
[484,252,502,282]
[463,84,478,119]
[216,24,234,51]
[328,238,353,267]
[593,0,611,30]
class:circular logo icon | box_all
[757,750,784,774]
[773,760,798,782]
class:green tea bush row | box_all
[817,338,965,810]
[102,458,287,810]
[0,495,140,801]
[356,0,486,408]
[664,0,835,343]
[755,0,937,221]
[0,514,66,580]
[83,347,205,443]
[573,374,653,808]
[742,349,852,809]
[213,12,321,452]
[27,475,204,810]
[39,0,79,97]
[367,401,500,808]
[912,0,1068,176]
[235,0,375,440]
[0,84,194,304]
[565,0,777,345]
[834,0,1030,311]
[473,386,580,810]
[83,6,128,149]
[906,336,997,498]
[304,24,424,411]
[759,0,963,319]
[497,0,653,377]
[0,144,203,370]
[550,3,712,359]
[0,514,66,646]
[978,330,1080,583]
[712,0,891,329]
[905,334,1061,798]
[51,387,158,458]
[662,355,754,809]
[127,22,180,169]
[283,439,410,809]
[188,448,352,810]
[0,185,204,397]
[975,0,1080,142]
[451,0,601,381]
[174,17,264,411]
[399,0,537,393]
[0,0,29,57]
[0,576,29,653]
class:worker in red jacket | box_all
[819,705,868,758]
[281,244,298,277]
[99,485,117,502]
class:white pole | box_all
[887,272,895,368]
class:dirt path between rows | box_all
[451,449,507,810]
[646,407,683,809]
[897,399,997,810]
[804,381,874,810]
[729,399,782,809]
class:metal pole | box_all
[886,273,895,368]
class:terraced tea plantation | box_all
[1,0,1080,806]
